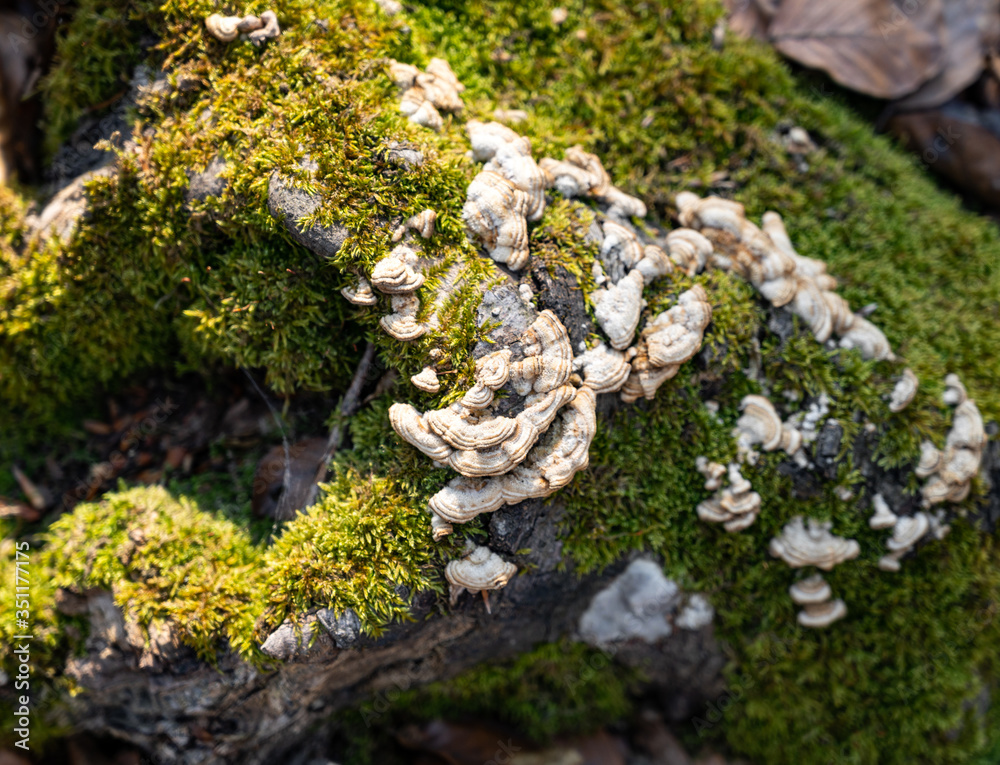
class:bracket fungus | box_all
[371,245,425,294]
[942,373,968,406]
[341,275,378,306]
[410,367,440,393]
[889,368,919,412]
[466,120,532,162]
[507,310,574,395]
[675,193,893,361]
[599,220,645,283]
[248,10,280,45]
[695,456,727,491]
[697,462,762,532]
[205,14,241,41]
[392,209,437,242]
[769,516,860,570]
[538,145,646,218]
[462,171,531,270]
[427,386,597,536]
[620,286,713,403]
[445,545,517,613]
[789,574,846,629]
[389,58,464,131]
[483,142,548,222]
[869,493,899,530]
[666,228,713,275]
[592,269,645,351]
[878,512,931,572]
[919,390,986,507]
[735,395,783,452]
[574,343,633,395]
[380,294,425,341]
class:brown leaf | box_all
[769,0,945,99]
[887,105,1000,207]
[724,0,778,41]
[252,437,329,521]
[894,0,1000,109]
[0,496,40,522]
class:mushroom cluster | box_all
[369,245,427,341]
[696,460,762,532]
[205,11,280,44]
[790,574,847,629]
[917,376,987,506]
[388,58,465,131]
[539,145,647,219]
[733,394,804,462]
[770,518,858,627]
[620,285,714,403]
[675,194,894,362]
[462,121,548,269]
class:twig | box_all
[306,342,377,505]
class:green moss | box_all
[260,465,446,637]
[4,0,1000,760]
[336,640,637,764]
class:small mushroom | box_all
[484,143,548,222]
[411,367,440,393]
[789,574,832,605]
[371,246,425,294]
[888,368,919,412]
[205,13,241,41]
[886,512,930,552]
[769,516,860,570]
[798,599,847,629]
[467,120,531,162]
[380,294,425,340]
[869,494,898,530]
[392,209,438,242]
[735,395,783,452]
[236,15,264,32]
[248,10,280,45]
[474,349,512,389]
[942,373,968,406]
[445,545,516,613]
[695,456,726,491]
[341,275,378,306]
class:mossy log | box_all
[3,1,1000,763]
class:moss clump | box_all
[42,484,262,661]
[260,465,445,637]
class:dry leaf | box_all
[769,0,945,99]
[887,105,1000,207]
[724,0,778,41]
[894,0,1000,109]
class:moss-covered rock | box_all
[3,0,1000,762]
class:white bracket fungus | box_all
[769,516,860,570]
[462,170,531,270]
[869,494,898,530]
[591,269,645,351]
[621,285,713,403]
[248,11,280,45]
[410,367,440,393]
[371,245,425,294]
[676,193,893,361]
[789,574,847,629]
[919,385,986,506]
[389,58,464,131]
[392,209,437,242]
[205,14,241,41]
[888,368,918,413]
[445,544,516,614]
[379,294,425,341]
[942,373,968,406]
[340,275,378,306]
[697,461,762,532]
[666,228,713,275]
